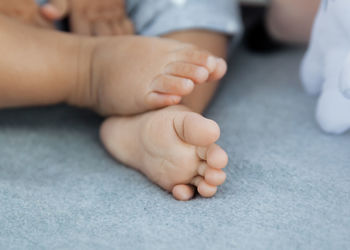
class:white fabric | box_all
[301,0,350,134]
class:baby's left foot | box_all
[100,105,228,201]
[69,36,227,116]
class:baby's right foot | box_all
[100,105,228,201]
[69,36,227,116]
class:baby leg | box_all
[266,0,320,44]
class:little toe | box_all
[172,184,195,201]
[151,74,194,96]
[165,62,209,84]
[206,144,228,169]
[173,113,220,146]
[191,176,217,198]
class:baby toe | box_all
[172,184,195,201]
[204,167,226,186]
[165,62,209,84]
[197,162,226,186]
[206,144,228,169]
[151,74,194,96]
[174,113,220,147]
[191,176,217,198]
[208,58,227,82]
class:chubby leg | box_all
[100,105,228,201]
[266,0,320,44]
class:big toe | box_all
[209,58,227,81]
[174,112,220,146]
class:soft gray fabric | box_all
[0,48,349,250]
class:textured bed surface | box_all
[1,48,349,250]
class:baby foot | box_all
[69,36,227,116]
[0,0,54,29]
[41,0,134,36]
[100,105,228,201]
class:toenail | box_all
[184,79,194,88]
[196,67,209,79]
[207,56,216,70]
[171,95,182,103]
[216,58,225,64]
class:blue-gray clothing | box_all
[37,0,243,39]
[127,0,242,38]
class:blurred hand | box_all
[41,0,134,36]
[0,0,54,29]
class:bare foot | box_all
[100,105,228,201]
[0,0,54,29]
[41,0,134,36]
[69,36,227,116]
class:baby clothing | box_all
[127,0,242,39]
[36,0,243,45]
